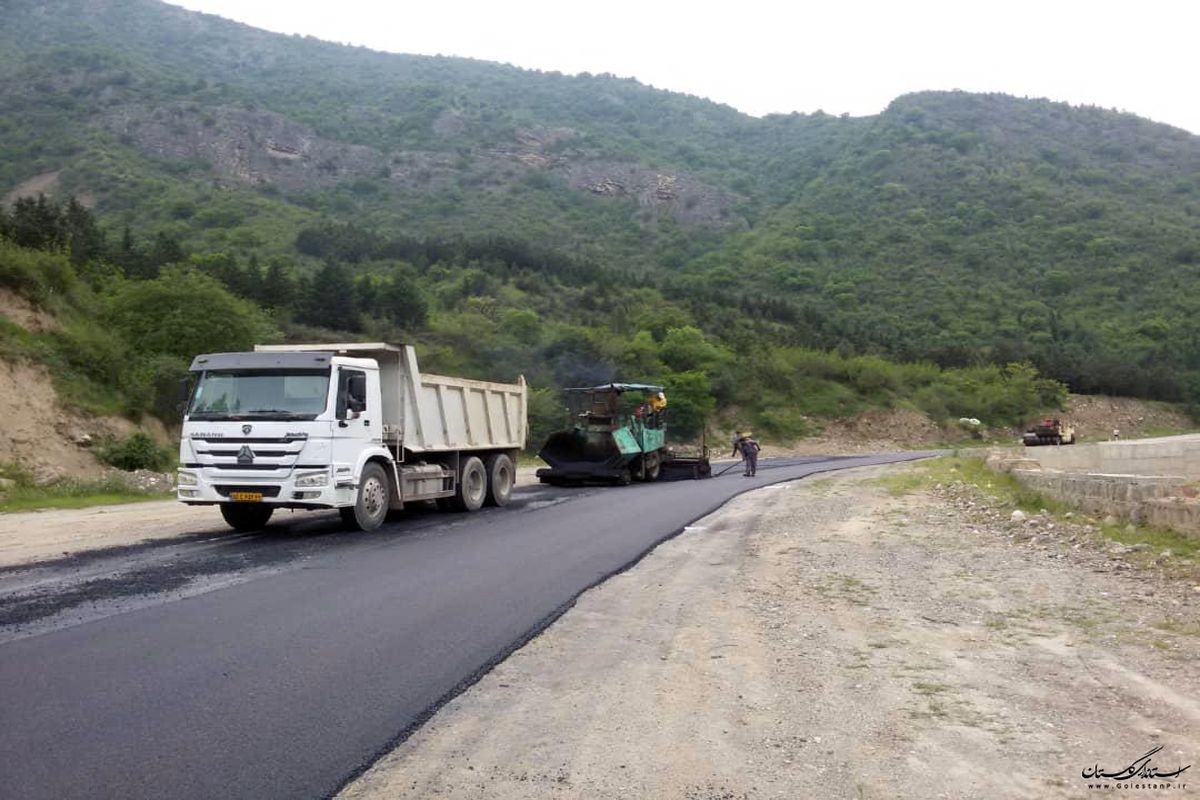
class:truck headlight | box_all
[295,471,329,488]
[177,470,198,486]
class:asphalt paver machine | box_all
[537,383,709,485]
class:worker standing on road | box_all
[731,430,743,459]
[738,433,760,477]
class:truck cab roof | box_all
[189,351,335,371]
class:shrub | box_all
[95,432,173,472]
[105,267,278,359]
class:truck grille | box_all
[189,437,308,472]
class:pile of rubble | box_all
[113,469,176,494]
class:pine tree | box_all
[300,261,359,331]
[10,195,62,250]
[261,257,297,309]
[147,233,186,276]
[63,197,105,265]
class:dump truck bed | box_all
[254,342,526,453]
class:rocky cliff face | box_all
[100,105,736,227]
[106,105,387,191]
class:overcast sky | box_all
[169,0,1199,134]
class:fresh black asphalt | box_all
[0,452,935,799]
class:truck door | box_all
[332,368,378,470]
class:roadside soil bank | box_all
[1066,394,1195,442]
[0,467,545,567]
[341,462,1199,800]
[0,356,173,484]
[722,394,1197,459]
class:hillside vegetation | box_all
[0,204,1066,447]
[2,0,1199,440]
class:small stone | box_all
[1010,510,1027,522]
[1103,515,1119,526]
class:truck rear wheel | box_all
[451,456,487,512]
[484,453,514,507]
[220,503,273,532]
[341,462,390,531]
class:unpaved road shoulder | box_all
[0,468,545,568]
[341,463,1198,800]
[0,500,229,567]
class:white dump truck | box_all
[177,342,527,532]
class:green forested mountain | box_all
[1,0,1199,439]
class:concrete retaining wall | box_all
[1146,496,1200,534]
[1010,468,1191,522]
[1026,434,1200,478]
[987,443,1200,540]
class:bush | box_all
[756,405,812,441]
[663,369,715,440]
[0,238,81,306]
[526,385,565,453]
[95,432,173,472]
[105,267,279,359]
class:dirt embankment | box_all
[2,171,60,206]
[0,288,57,333]
[0,292,173,484]
[1065,394,1195,441]
[0,358,108,482]
[770,408,946,456]
[0,357,171,484]
[728,394,1198,458]
[342,464,1198,799]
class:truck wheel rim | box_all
[363,476,385,518]
[469,469,484,501]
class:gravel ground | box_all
[340,462,1198,800]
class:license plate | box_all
[230,492,263,502]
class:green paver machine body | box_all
[536,383,669,485]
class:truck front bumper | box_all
[176,467,357,509]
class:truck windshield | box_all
[188,369,330,421]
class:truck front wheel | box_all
[221,503,274,532]
[452,456,487,512]
[341,462,390,531]
[484,453,515,507]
